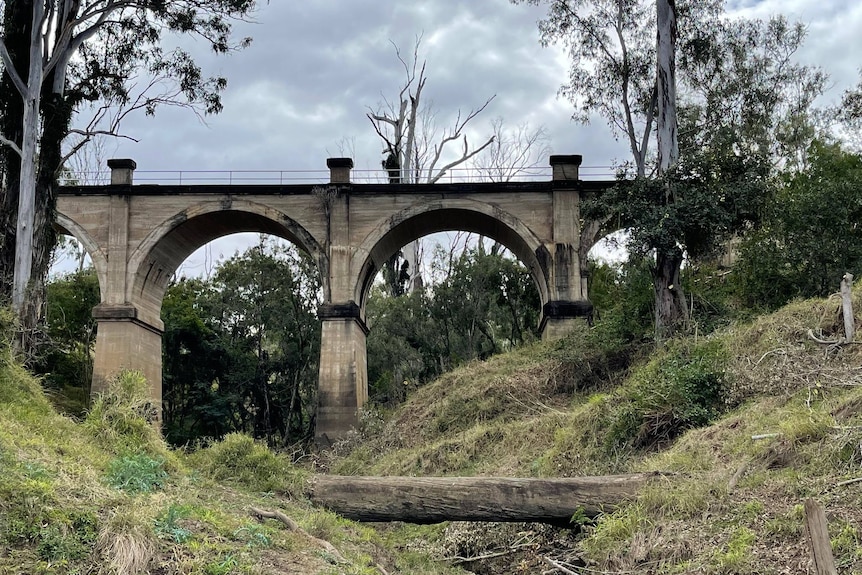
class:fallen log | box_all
[306,473,658,524]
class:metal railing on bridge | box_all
[61,164,619,186]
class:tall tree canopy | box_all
[516,0,825,338]
[0,0,257,346]
[161,240,321,447]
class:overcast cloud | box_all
[61,0,862,275]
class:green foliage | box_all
[736,141,862,309]
[606,340,728,451]
[106,453,167,493]
[366,243,539,405]
[154,504,193,543]
[588,256,655,343]
[35,268,100,415]
[161,240,321,447]
[712,527,755,573]
[233,523,272,549]
[204,554,238,575]
[366,288,440,404]
[36,511,98,562]
[189,432,306,495]
[581,502,651,562]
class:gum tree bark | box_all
[0,0,257,350]
[653,0,688,339]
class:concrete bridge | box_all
[56,154,615,443]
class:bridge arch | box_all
[351,199,550,314]
[126,199,326,327]
[54,212,109,299]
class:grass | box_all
[327,292,862,573]
[0,331,468,574]
[6,288,862,573]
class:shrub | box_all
[36,511,99,562]
[106,453,167,493]
[606,340,728,451]
[189,433,306,495]
[84,371,167,459]
[154,504,193,543]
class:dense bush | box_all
[735,141,862,309]
[34,268,99,416]
[605,340,728,451]
[588,256,655,343]
[188,433,306,495]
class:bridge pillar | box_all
[90,158,164,412]
[315,303,368,445]
[541,154,594,340]
[315,158,368,444]
[91,304,163,411]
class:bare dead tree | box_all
[474,117,552,183]
[367,35,497,291]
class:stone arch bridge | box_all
[56,155,615,443]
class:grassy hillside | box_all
[328,292,862,573]
[4,290,862,574]
[0,330,464,574]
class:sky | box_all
[57,0,862,276]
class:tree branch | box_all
[0,39,27,97]
[0,132,22,156]
[428,135,495,183]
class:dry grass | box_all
[327,291,862,574]
[96,525,155,575]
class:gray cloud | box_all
[99,0,860,178]
[72,0,860,274]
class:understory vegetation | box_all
[7,276,862,573]
[326,287,862,574]
[21,138,862,575]
[0,320,465,574]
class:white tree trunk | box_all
[656,0,678,174]
[11,2,46,316]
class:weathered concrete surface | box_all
[56,155,615,441]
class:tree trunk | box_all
[306,473,657,524]
[16,90,73,347]
[12,82,42,318]
[0,0,31,303]
[841,273,854,343]
[654,0,682,341]
[656,0,678,174]
[653,246,688,341]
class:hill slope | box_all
[0,334,463,574]
[3,290,862,574]
[328,293,862,573]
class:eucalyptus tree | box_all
[515,0,823,338]
[0,0,257,345]
[511,0,716,337]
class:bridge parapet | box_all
[549,154,583,182]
